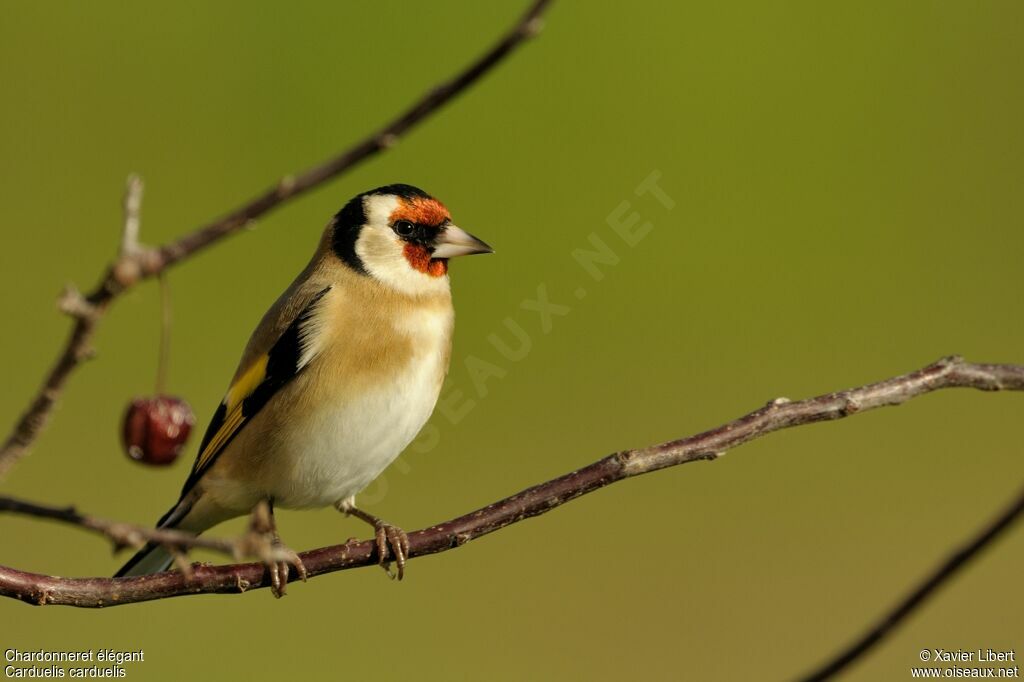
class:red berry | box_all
[122,396,195,466]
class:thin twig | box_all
[0,356,1019,608]
[0,495,290,567]
[797,482,1024,682]
[0,0,554,480]
[0,495,235,554]
[120,174,144,256]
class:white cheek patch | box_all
[355,196,449,297]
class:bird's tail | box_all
[114,501,196,578]
[114,542,175,578]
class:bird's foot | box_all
[338,502,410,580]
[247,500,307,598]
[267,540,307,598]
[371,520,410,580]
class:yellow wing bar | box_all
[193,354,268,474]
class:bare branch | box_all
[0,495,290,568]
[120,174,144,257]
[56,285,99,322]
[0,0,554,479]
[1,356,1019,608]
[797,482,1024,681]
[0,495,234,555]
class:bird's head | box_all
[331,184,492,294]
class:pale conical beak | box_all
[431,225,494,259]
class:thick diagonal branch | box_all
[1,355,1020,609]
[0,0,554,479]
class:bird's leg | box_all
[250,499,307,598]
[335,498,410,580]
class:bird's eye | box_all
[393,221,415,237]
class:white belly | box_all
[270,359,443,508]
[194,291,453,521]
[259,306,449,509]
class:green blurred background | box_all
[1,2,1021,680]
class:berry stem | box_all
[155,273,171,395]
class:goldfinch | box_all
[115,184,492,593]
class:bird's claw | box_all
[267,541,307,598]
[338,502,410,580]
[373,522,410,580]
[246,500,307,598]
